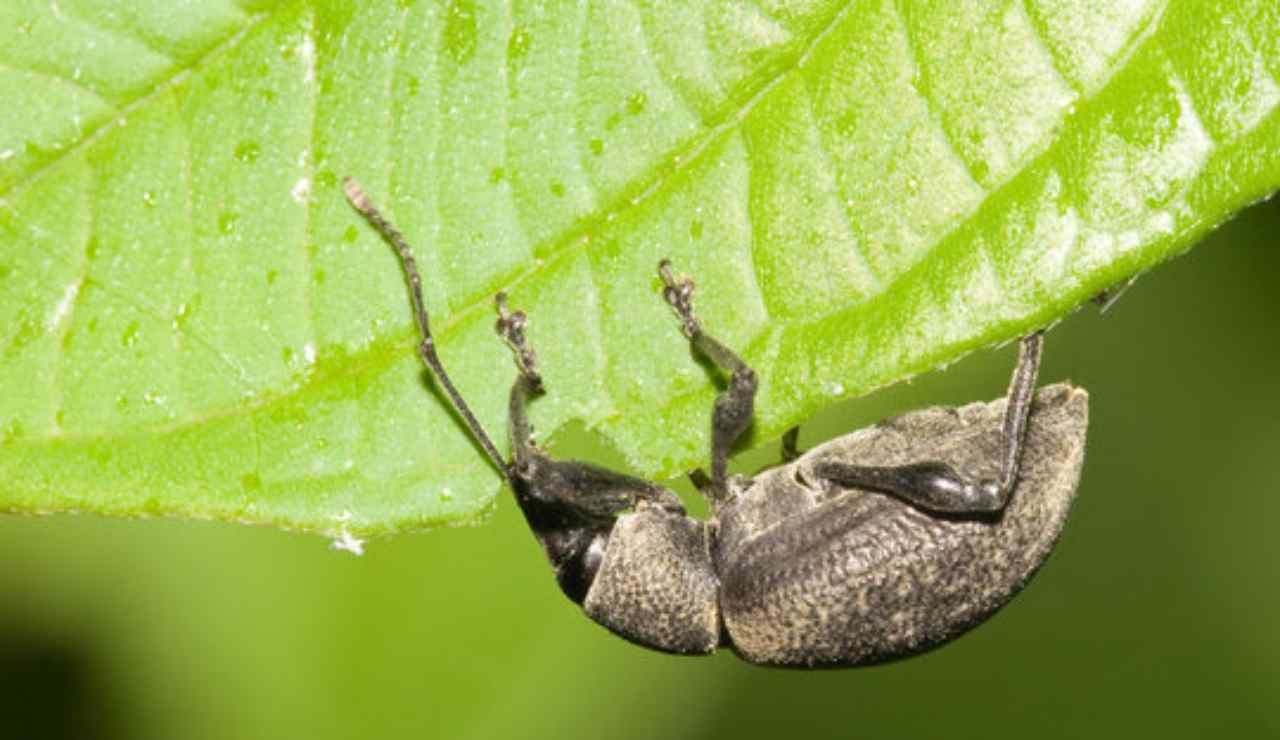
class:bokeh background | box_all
[3,196,1278,739]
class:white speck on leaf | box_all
[329,511,364,555]
[330,529,364,556]
[48,278,81,332]
[290,177,311,204]
[297,33,316,85]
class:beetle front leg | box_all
[494,292,545,475]
[495,292,685,514]
[814,333,1044,514]
[658,260,758,502]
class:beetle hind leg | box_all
[658,260,758,501]
[814,332,1044,514]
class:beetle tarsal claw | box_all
[657,259,700,337]
[494,292,541,382]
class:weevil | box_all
[344,178,1088,668]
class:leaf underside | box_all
[1,0,1277,537]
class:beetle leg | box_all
[494,292,546,476]
[495,293,686,514]
[994,331,1044,493]
[658,259,758,501]
[814,332,1044,514]
[344,178,510,480]
[687,468,714,495]
[780,427,802,463]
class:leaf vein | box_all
[0,59,119,116]
[628,0,701,128]
[298,8,319,378]
[887,0,986,193]
[174,89,197,419]
[0,8,275,202]
[51,3,178,66]
[799,69,882,292]
[1019,0,1085,97]
[45,158,93,435]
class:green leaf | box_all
[1,0,1278,538]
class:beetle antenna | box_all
[343,177,509,478]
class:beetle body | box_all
[574,383,1086,666]
[344,178,1089,668]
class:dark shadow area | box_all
[0,628,117,740]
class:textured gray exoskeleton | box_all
[345,178,1089,668]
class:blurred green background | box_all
[3,196,1279,739]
